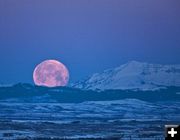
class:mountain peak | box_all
[127,60,143,65]
[73,61,180,91]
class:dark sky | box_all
[0,0,180,84]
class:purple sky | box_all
[0,0,180,84]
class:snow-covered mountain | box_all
[73,61,180,91]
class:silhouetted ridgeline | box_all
[0,83,179,103]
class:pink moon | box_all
[33,60,69,87]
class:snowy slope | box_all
[73,61,180,90]
[0,99,179,139]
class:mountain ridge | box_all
[72,61,180,91]
[0,83,180,103]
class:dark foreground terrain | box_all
[0,84,179,140]
[0,99,180,140]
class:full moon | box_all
[33,60,69,87]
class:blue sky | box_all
[0,0,180,84]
